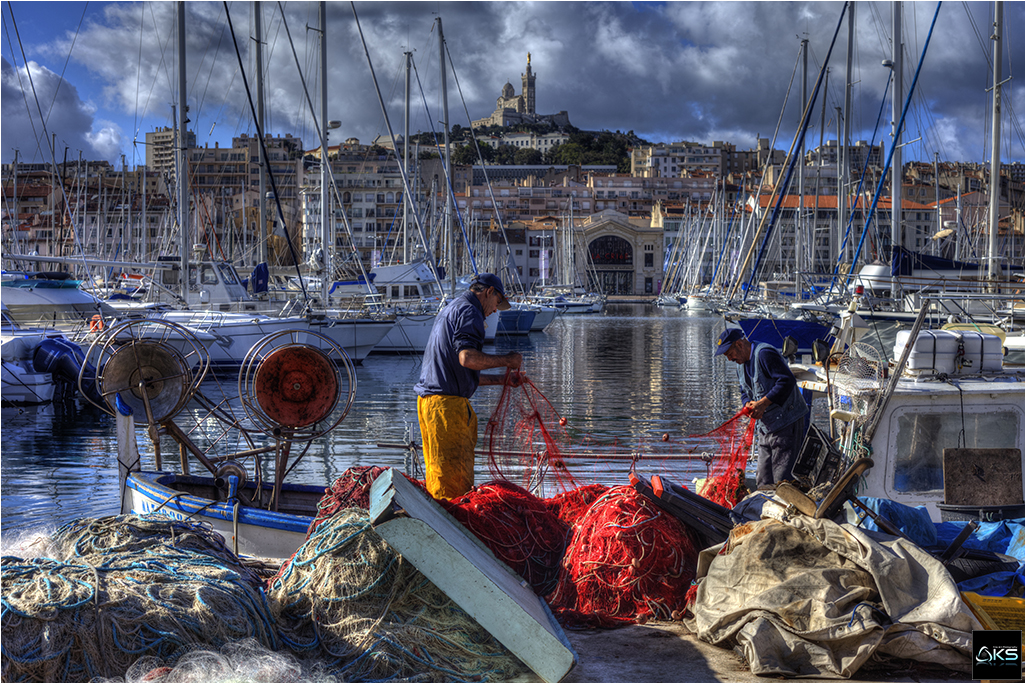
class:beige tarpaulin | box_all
[684,512,981,678]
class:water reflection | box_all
[1,305,801,533]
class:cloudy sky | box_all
[2,1,1024,167]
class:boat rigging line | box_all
[350,2,450,297]
[3,0,91,279]
[222,0,308,303]
[729,2,850,305]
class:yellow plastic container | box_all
[961,591,1025,642]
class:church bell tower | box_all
[521,53,536,115]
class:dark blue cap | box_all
[470,273,510,310]
[714,328,745,356]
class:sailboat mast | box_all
[319,1,330,302]
[254,2,267,266]
[840,1,854,266]
[798,37,808,275]
[177,2,190,300]
[987,0,1003,287]
[11,150,17,252]
[438,17,455,290]
[890,1,903,301]
[404,50,412,263]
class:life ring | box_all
[90,314,105,333]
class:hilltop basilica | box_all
[472,54,571,129]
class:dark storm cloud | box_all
[2,56,122,163]
[28,2,1026,164]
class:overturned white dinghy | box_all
[369,468,577,683]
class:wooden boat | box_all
[83,319,356,558]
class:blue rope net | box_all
[1,515,278,682]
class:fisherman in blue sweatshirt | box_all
[715,328,808,488]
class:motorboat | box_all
[1,305,100,405]
[790,300,1024,523]
[497,305,537,336]
[1,308,58,405]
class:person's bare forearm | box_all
[459,348,522,371]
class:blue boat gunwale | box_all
[125,470,320,533]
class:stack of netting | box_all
[267,508,528,682]
[309,465,388,532]
[545,485,699,628]
[442,480,567,596]
[114,638,318,683]
[544,483,610,528]
[0,515,277,682]
[269,465,394,589]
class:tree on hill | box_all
[514,147,544,165]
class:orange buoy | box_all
[89,314,105,332]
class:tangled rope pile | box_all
[268,508,527,682]
[442,480,567,596]
[1,515,276,682]
[308,466,388,534]
[544,483,611,528]
[546,485,699,629]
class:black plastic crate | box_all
[791,423,843,490]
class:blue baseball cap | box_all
[714,328,745,356]
[470,273,510,310]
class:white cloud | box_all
[1,58,120,163]
[19,1,1026,163]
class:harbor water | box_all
[1,303,849,539]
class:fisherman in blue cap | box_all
[715,328,808,489]
[415,273,524,500]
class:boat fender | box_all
[114,393,134,416]
[31,337,102,403]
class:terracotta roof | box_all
[750,194,935,210]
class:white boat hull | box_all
[122,470,322,559]
[371,313,435,353]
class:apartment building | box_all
[145,126,197,177]
[474,131,570,154]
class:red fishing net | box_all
[484,371,577,494]
[689,408,755,508]
[269,373,753,627]
[308,465,388,534]
[440,480,567,596]
[546,485,699,628]
[544,483,610,528]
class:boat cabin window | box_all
[892,408,1021,493]
[200,264,219,286]
[404,285,419,298]
[217,263,240,285]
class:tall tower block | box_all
[522,53,536,115]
